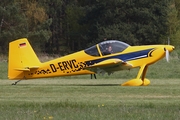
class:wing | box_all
[85,58,132,74]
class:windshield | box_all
[99,40,130,55]
[84,45,100,56]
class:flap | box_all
[86,59,123,68]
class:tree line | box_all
[0,0,180,55]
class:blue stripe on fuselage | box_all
[85,48,153,66]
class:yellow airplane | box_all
[8,38,174,86]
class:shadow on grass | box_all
[56,84,120,86]
[12,83,121,86]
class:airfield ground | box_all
[0,78,180,120]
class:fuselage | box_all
[21,41,174,79]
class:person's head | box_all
[108,45,112,52]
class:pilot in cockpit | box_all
[107,45,113,53]
[104,44,113,55]
[100,42,114,55]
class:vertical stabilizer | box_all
[8,38,41,79]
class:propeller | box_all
[165,37,170,62]
[165,49,169,62]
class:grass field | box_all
[1,79,180,120]
[0,52,180,120]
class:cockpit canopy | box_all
[84,40,130,56]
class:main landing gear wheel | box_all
[121,78,150,86]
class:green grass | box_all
[1,79,180,120]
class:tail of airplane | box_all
[8,38,41,80]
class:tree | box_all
[45,0,87,54]
[0,0,173,55]
[166,0,180,46]
[65,3,87,52]
[80,0,170,46]
[0,0,52,53]
[0,2,27,53]
[23,0,52,53]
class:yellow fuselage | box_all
[8,38,174,80]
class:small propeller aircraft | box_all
[8,38,174,86]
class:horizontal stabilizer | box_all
[14,66,39,71]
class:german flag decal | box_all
[19,42,26,48]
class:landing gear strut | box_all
[121,65,150,86]
[91,74,97,79]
